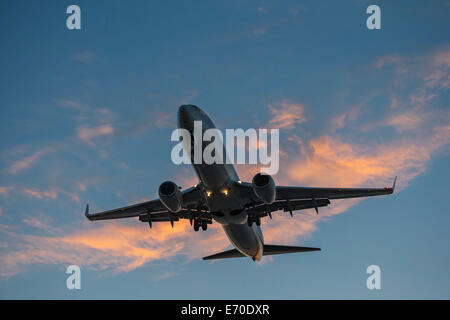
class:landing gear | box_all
[247,216,261,227]
[193,220,208,231]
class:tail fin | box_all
[202,244,320,260]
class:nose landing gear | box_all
[247,216,261,227]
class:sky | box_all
[0,0,449,299]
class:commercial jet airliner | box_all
[85,105,396,261]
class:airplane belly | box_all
[222,224,263,260]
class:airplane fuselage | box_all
[178,105,264,261]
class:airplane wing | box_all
[275,176,396,201]
[85,185,205,223]
[236,176,396,217]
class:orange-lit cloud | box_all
[77,125,115,146]
[23,188,58,200]
[22,187,81,203]
[425,48,450,89]
[22,217,50,229]
[268,100,307,129]
[3,147,53,174]
[0,219,229,277]
[373,55,407,74]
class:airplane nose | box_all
[177,105,198,129]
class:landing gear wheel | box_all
[193,221,199,232]
[255,217,261,226]
[201,220,207,231]
[247,217,254,227]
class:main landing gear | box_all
[247,216,261,227]
[193,220,208,232]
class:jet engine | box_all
[252,173,276,204]
[158,181,183,213]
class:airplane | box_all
[85,104,396,261]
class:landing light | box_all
[222,189,229,196]
[206,191,212,197]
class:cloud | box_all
[0,220,229,277]
[255,126,449,251]
[252,27,267,37]
[268,100,307,129]
[384,109,424,132]
[284,127,449,189]
[72,51,96,64]
[62,191,81,203]
[153,271,180,281]
[3,147,53,174]
[22,188,80,203]
[373,55,407,74]
[153,110,175,128]
[23,188,58,200]
[424,48,450,89]
[257,6,269,14]
[77,125,115,146]
[76,177,101,192]
[0,186,13,197]
[22,217,50,229]
[56,99,87,111]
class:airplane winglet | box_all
[85,204,91,220]
[392,176,397,192]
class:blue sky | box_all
[0,0,449,299]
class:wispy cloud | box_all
[268,100,307,129]
[21,216,50,229]
[252,27,267,37]
[77,125,115,146]
[0,186,13,197]
[23,188,58,200]
[22,187,80,203]
[424,48,450,89]
[373,55,408,74]
[72,51,96,64]
[3,147,53,174]
[56,99,87,111]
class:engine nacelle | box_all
[252,173,276,204]
[158,181,183,213]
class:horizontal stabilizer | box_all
[203,249,245,260]
[262,244,321,255]
[202,244,320,260]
